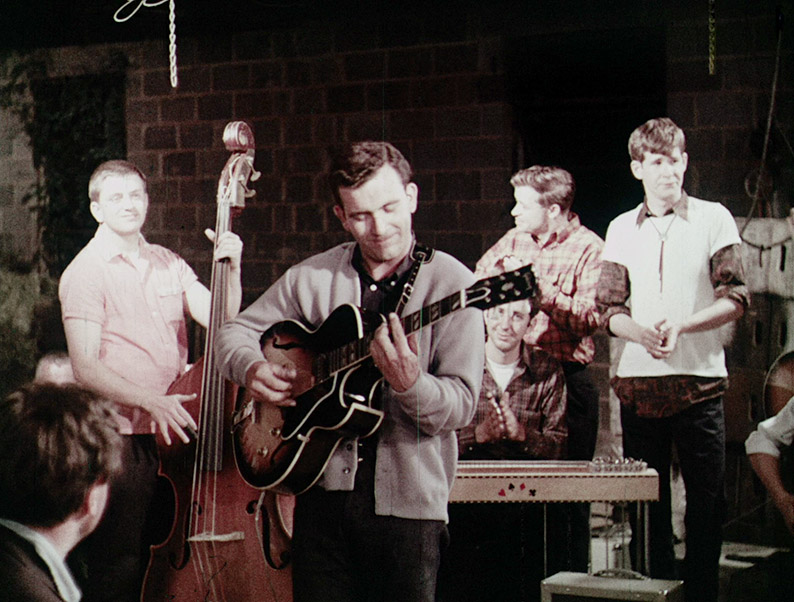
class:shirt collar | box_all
[351,238,416,288]
[0,518,82,602]
[554,211,582,245]
[92,224,148,262]
[636,191,690,226]
[532,212,581,247]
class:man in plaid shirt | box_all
[457,300,567,461]
[440,299,567,602]
[475,165,603,572]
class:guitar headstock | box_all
[465,264,537,311]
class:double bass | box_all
[141,121,292,601]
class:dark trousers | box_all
[439,503,568,602]
[68,434,163,602]
[561,362,600,573]
[621,397,726,602]
[291,448,447,602]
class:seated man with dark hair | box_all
[439,299,568,602]
[0,383,123,602]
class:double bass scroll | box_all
[141,121,292,602]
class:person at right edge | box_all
[596,117,748,602]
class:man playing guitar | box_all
[215,141,485,602]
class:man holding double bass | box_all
[215,141,486,602]
[59,159,243,602]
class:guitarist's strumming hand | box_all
[245,361,298,407]
[370,313,420,393]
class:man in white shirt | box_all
[597,117,748,602]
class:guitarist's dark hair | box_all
[328,141,413,205]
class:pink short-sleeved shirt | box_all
[59,226,199,434]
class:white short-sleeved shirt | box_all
[602,195,741,378]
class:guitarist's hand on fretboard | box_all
[371,313,420,393]
[245,360,298,407]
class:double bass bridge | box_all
[187,530,245,543]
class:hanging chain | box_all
[708,0,716,75]
[169,0,178,88]
[113,0,178,88]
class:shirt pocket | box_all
[157,286,185,323]
[557,268,577,297]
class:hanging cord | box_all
[113,0,178,88]
[738,8,791,272]
[741,7,784,238]
[708,0,717,75]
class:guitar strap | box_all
[394,242,434,316]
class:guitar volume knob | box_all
[271,427,281,437]
[257,447,269,457]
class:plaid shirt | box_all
[457,346,568,460]
[475,213,604,364]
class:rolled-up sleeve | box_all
[710,243,749,309]
[596,260,631,333]
[745,396,794,457]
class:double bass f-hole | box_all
[169,501,202,571]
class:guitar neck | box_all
[320,290,465,380]
[401,289,464,336]
[318,264,535,382]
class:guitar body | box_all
[233,304,385,494]
[142,362,293,602]
[764,350,794,418]
[232,264,538,495]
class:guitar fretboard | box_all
[316,290,465,381]
[309,264,535,385]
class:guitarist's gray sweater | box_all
[215,241,484,522]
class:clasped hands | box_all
[641,319,680,359]
[474,391,525,443]
[246,312,420,406]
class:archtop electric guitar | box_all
[232,264,537,495]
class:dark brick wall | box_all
[129,29,514,300]
[112,3,793,444]
[118,2,792,304]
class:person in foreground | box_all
[215,141,484,602]
[59,160,243,601]
[475,165,602,571]
[0,383,122,602]
[597,117,748,602]
[439,298,567,602]
[34,351,75,385]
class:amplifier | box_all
[541,572,683,602]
